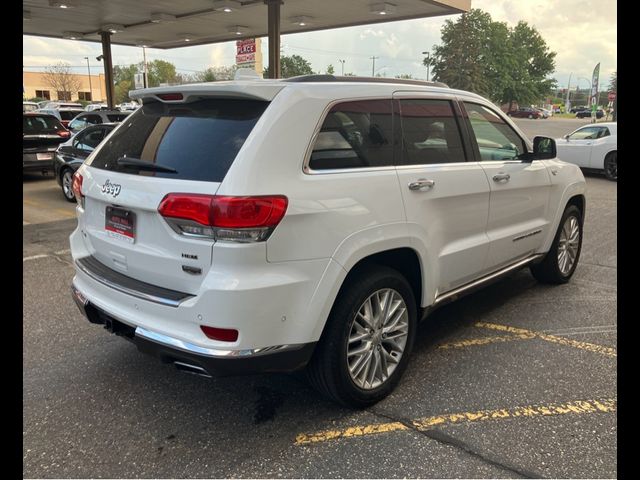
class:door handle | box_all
[492,172,511,182]
[408,179,435,191]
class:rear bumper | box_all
[71,284,316,375]
[23,153,55,172]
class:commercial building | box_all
[23,70,107,102]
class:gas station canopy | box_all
[23,0,470,106]
[23,0,469,49]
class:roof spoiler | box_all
[283,74,448,88]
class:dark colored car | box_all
[506,107,540,119]
[54,123,117,201]
[23,113,71,174]
[570,106,589,114]
[576,109,604,119]
[67,110,131,134]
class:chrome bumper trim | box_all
[134,326,303,358]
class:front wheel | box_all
[604,152,617,181]
[61,168,76,202]
[306,266,417,408]
[530,205,583,284]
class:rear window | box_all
[59,110,83,120]
[107,113,130,122]
[87,98,268,182]
[23,115,63,133]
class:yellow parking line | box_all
[438,334,534,350]
[475,322,617,357]
[294,398,616,445]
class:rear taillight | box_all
[158,194,288,243]
[157,93,184,101]
[72,172,84,204]
[57,129,71,138]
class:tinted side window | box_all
[107,114,129,122]
[85,115,102,125]
[398,99,466,165]
[75,129,105,151]
[309,100,393,170]
[463,102,527,161]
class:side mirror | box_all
[563,134,570,140]
[531,136,556,160]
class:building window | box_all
[57,91,72,101]
[35,90,50,100]
[78,91,92,101]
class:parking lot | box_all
[23,117,616,478]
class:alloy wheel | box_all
[346,288,409,390]
[557,216,580,275]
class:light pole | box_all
[422,51,430,81]
[370,56,378,77]
[84,56,92,102]
[142,46,148,88]
[338,59,345,76]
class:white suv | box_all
[69,76,586,407]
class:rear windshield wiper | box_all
[116,157,178,174]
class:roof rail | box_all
[283,74,448,88]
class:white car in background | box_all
[555,122,617,181]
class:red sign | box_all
[236,39,256,64]
[608,92,616,101]
[236,39,256,55]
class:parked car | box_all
[39,101,83,110]
[23,112,71,174]
[85,103,109,112]
[569,106,589,114]
[555,122,617,180]
[506,107,541,119]
[117,101,140,111]
[69,76,586,407]
[54,123,118,201]
[23,101,39,112]
[535,107,551,119]
[576,109,604,119]
[67,110,131,134]
[38,108,84,128]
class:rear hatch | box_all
[23,114,70,152]
[79,97,270,294]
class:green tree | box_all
[326,64,335,75]
[264,54,314,78]
[147,59,177,87]
[430,9,556,108]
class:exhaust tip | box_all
[173,361,212,378]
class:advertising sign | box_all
[236,39,256,65]
[590,63,600,109]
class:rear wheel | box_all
[61,168,76,202]
[530,205,583,284]
[604,152,617,181]
[306,265,417,408]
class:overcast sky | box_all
[23,0,617,91]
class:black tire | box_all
[604,151,617,181]
[530,205,583,284]
[306,265,417,408]
[60,168,76,202]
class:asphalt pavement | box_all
[23,117,616,478]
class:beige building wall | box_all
[23,71,107,102]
